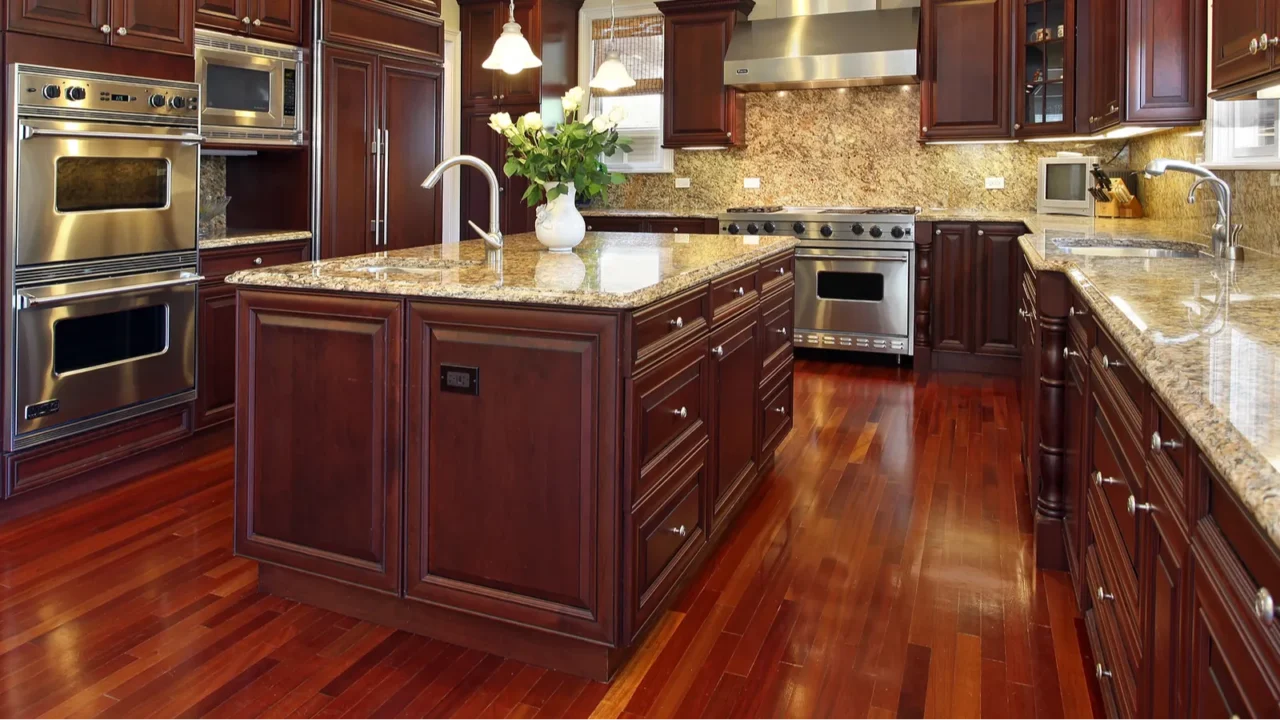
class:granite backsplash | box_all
[199,156,227,239]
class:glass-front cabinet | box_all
[1016,0,1075,136]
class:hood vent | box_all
[724,0,920,91]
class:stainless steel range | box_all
[720,206,918,356]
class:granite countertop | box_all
[227,231,797,310]
[199,229,313,250]
[579,208,720,219]
[936,210,1280,548]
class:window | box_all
[578,6,673,173]
[1206,98,1280,168]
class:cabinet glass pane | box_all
[1024,3,1045,42]
[1046,39,1065,80]
[1025,84,1045,124]
[1045,81,1065,123]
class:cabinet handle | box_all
[1069,306,1087,318]
[1251,37,1261,54]
[1262,33,1274,50]
[935,228,941,235]
[776,327,788,336]
[1102,354,1125,370]
[1255,587,1275,624]
[586,225,593,230]
[1018,308,1030,319]
[492,94,498,100]
[977,229,985,236]
[1269,33,1280,49]
[668,524,688,538]
[1150,431,1182,452]
[1096,663,1112,680]
[712,345,724,356]
[921,126,928,133]
[1127,495,1154,515]
[1063,347,1080,360]
[242,16,251,25]
[672,227,679,232]
[253,18,262,26]
[499,94,505,100]
[100,24,111,34]
[672,406,688,419]
[253,257,263,266]
[773,406,787,416]
[116,26,127,35]
[669,316,684,330]
[1089,116,1097,123]
[1093,471,1122,487]
[733,286,746,297]
[1096,586,1114,602]
[775,266,786,275]
[1013,123,1021,130]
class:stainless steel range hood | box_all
[724,0,921,91]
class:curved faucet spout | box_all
[422,155,504,250]
[1143,158,1243,261]
[1144,158,1217,180]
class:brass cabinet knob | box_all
[1102,354,1125,369]
[1251,38,1261,54]
[1093,471,1121,487]
[242,16,251,24]
[1151,431,1182,452]
[100,24,111,33]
[116,26,127,35]
[712,345,724,357]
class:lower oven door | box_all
[13,269,200,448]
[794,246,912,340]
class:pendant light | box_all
[482,0,541,75]
[589,0,636,92]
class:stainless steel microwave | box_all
[195,30,305,146]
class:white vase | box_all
[535,181,586,253]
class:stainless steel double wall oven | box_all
[6,65,203,450]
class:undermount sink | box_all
[1051,240,1207,259]
[355,260,482,274]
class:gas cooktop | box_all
[718,205,919,244]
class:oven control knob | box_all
[66,86,86,102]
[762,221,776,233]
[727,223,740,234]
[820,224,833,237]
[891,226,906,239]
[42,84,61,100]
[792,221,806,234]
[149,93,167,108]
[746,223,759,234]
[169,96,186,110]
[870,225,884,238]
[851,223,865,235]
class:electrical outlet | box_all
[1271,173,1280,187]
[674,177,691,189]
[985,176,1005,190]
[743,177,761,189]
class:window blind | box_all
[590,14,664,96]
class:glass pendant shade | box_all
[482,19,542,75]
[589,50,636,92]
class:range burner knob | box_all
[66,86,86,102]
[851,223,865,235]
[891,226,906,239]
[820,224,833,237]
[746,223,760,234]
[148,93,167,108]
[169,96,186,109]
[727,222,740,234]
[792,221,806,234]
[762,221,776,234]
[42,84,61,100]
[869,225,884,238]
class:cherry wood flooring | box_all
[0,359,1100,719]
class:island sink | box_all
[229,231,798,680]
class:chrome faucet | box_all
[1143,159,1244,261]
[422,155,504,250]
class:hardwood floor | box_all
[0,359,1100,718]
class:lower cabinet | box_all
[925,221,1023,373]
[583,215,720,234]
[708,309,759,535]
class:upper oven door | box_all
[197,47,294,130]
[794,246,912,338]
[15,119,199,267]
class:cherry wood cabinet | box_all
[459,0,542,107]
[931,223,975,354]
[974,224,1021,356]
[920,0,1011,140]
[1015,0,1075,137]
[1125,0,1206,124]
[9,0,194,55]
[656,0,751,148]
[197,0,304,44]
[1210,0,1274,91]
[583,215,719,234]
[460,105,536,238]
[1078,0,1125,132]
[924,221,1021,373]
[707,310,759,536]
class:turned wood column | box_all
[913,222,933,373]
[1034,270,1070,571]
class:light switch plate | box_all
[985,176,1005,190]
[675,177,691,188]
[743,177,761,189]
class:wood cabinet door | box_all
[380,56,443,250]
[235,291,404,593]
[1062,351,1085,583]
[405,302,619,644]
[920,0,1011,139]
[499,103,539,235]
[1211,0,1272,89]
[1126,0,1206,124]
[974,224,1020,356]
[382,0,440,14]
[111,0,194,54]
[194,283,238,430]
[460,106,504,241]
[708,312,759,536]
[8,0,110,45]
[320,46,378,259]
[496,0,542,105]
[249,0,303,44]
[662,8,739,147]
[460,2,501,106]
[1142,487,1187,719]
[931,223,975,353]
[1081,0,1125,132]
[195,0,248,33]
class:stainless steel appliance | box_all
[720,206,917,355]
[196,29,305,146]
[6,66,202,449]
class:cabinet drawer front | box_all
[1087,486,1141,661]
[643,478,702,590]
[647,218,704,234]
[760,364,794,458]
[585,216,646,233]
[1084,611,1125,719]
[1086,547,1139,716]
[760,292,794,383]
[632,287,709,368]
[710,265,759,324]
[1094,324,1145,428]
[201,241,311,283]
[758,252,794,296]
[1150,394,1190,486]
[632,341,708,504]
[1091,404,1141,574]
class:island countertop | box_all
[227,230,798,309]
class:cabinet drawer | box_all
[1067,292,1094,344]
[1091,403,1141,575]
[758,252,794,297]
[585,216,646,233]
[1087,484,1141,661]
[760,363,793,458]
[632,286,710,369]
[1150,394,1190,493]
[630,340,708,505]
[1094,324,1145,430]
[647,218,705,234]
[760,292,793,383]
[710,265,759,324]
[1084,611,1125,719]
[201,240,311,283]
[642,475,702,591]
[1086,547,1139,717]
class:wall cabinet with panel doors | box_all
[656,0,751,148]
[1015,0,1075,136]
[319,47,443,258]
[919,0,1011,140]
[1076,0,1124,133]
[461,105,537,238]
[923,221,1022,373]
[9,0,195,55]
[1209,0,1274,93]
[322,0,444,60]
[195,0,304,44]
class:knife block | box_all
[1095,196,1144,218]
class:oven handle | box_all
[20,125,205,144]
[17,273,204,310]
[795,252,910,263]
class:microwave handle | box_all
[17,273,204,310]
[20,125,204,144]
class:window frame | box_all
[577,0,674,174]
[1204,98,1280,170]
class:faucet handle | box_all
[467,220,504,250]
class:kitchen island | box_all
[227,231,797,680]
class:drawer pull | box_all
[775,327,788,336]
[116,26,127,35]
[1063,347,1081,360]
[1069,306,1087,318]
[773,406,787,416]
[1093,471,1122,487]
[775,266,786,275]
[712,345,725,357]
[586,225,593,230]
[733,286,746,297]
[1127,495,1154,515]
[1019,309,1030,319]
[669,316,684,330]
[253,257,263,266]
[1102,354,1125,370]
[1096,663,1112,680]
[672,406,688,419]
[1097,586,1114,602]
[668,524,688,538]
[672,227,679,232]
[1256,587,1275,624]
[100,24,111,33]
[1150,431,1182,452]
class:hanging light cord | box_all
[508,0,515,24]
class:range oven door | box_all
[15,119,200,267]
[196,46,297,132]
[794,246,912,339]
[12,269,200,448]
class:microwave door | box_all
[199,53,286,128]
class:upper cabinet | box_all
[196,0,305,44]
[1210,0,1280,95]
[10,0,194,55]
[1016,0,1075,136]
[920,0,1011,140]
[1125,0,1205,123]
[656,0,752,148]
[1077,0,1124,132]
[459,0,544,107]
